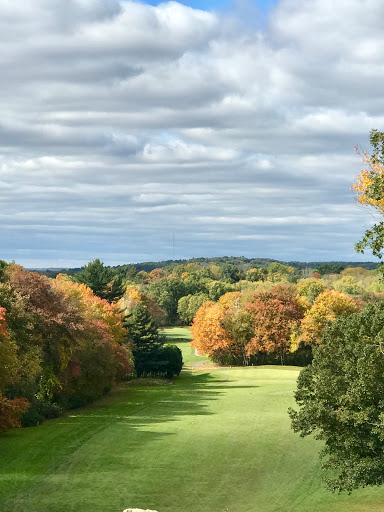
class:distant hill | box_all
[113,256,280,273]
[112,257,379,274]
[33,257,379,278]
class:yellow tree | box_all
[120,285,167,327]
[218,291,241,309]
[296,289,358,347]
[119,285,144,313]
[352,130,384,259]
[53,274,128,345]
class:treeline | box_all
[41,260,384,341]
[111,260,384,328]
[39,259,379,332]
[41,257,378,280]
[83,258,384,366]
[112,258,378,274]
[0,260,182,436]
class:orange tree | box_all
[191,292,240,363]
[245,285,305,364]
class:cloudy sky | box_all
[1,0,383,268]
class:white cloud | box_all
[0,0,383,266]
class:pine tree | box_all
[125,303,164,377]
[75,259,124,303]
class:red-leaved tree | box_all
[245,285,305,364]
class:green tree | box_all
[313,264,344,275]
[124,265,137,281]
[206,280,235,301]
[177,293,209,324]
[297,278,326,305]
[267,262,297,283]
[246,267,267,282]
[289,303,384,492]
[221,263,241,283]
[147,278,186,324]
[333,275,364,295]
[125,303,164,377]
[156,345,183,378]
[75,259,124,303]
[125,303,183,378]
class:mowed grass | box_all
[161,326,207,365]
[1,336,384,511]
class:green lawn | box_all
[1,338,384,511]
[161,326,208,365]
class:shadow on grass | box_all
[0,373,225,484]
[59,373,258,433]
[70,372,222,424]
[17,374,224,439]
[0,370,263,507]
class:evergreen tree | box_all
[75,259,124,303]
[125,303,183,378]
[125,303,164,377]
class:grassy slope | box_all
[1,330,384,511]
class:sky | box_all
[0,0,383,268]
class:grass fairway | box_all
[1,336,384,511]
[161,326,208,365]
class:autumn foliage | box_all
[0,396,30,434]
[352,130,384,260]
[191,301,233,359]
[352,147,384,212]
[0,263,133,434]
[191,287,306,364]
[295,289,358,347]
[190,280,362,366]
[245,285,305,362]
[0,306,7,336]
[0,306,30,433]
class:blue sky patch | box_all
[135,0,277,14]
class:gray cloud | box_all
[0,0,382,267]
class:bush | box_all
[157,345,183,378]
[20,398,64,427]
[36,399,63,419]
[21,406,43,427]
